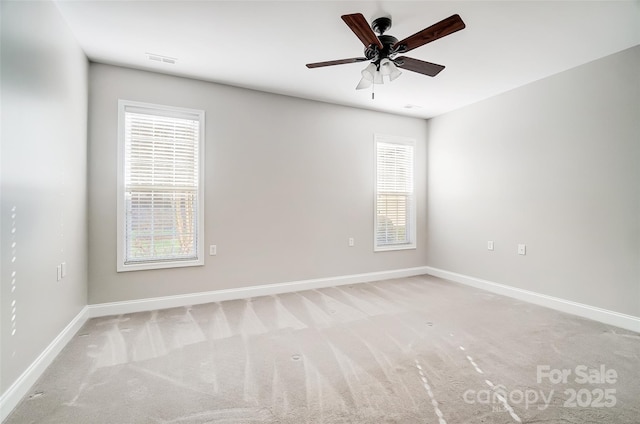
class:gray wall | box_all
[88,64,429,304]
[1,0,88,394]
[426,46,640,317]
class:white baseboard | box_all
[0,306,89,423]
[87,266,432,318]
[424,266,640,333]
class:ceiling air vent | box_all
[146,53,176,65]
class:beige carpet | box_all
[4,275,640,423]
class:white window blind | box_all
[117,101,204,271]
[375,135,416,251]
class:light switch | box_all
[209,245,217,256]
[61,262,67,278]
[56,265,62,281]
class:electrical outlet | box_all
[518,244,526,255]
[348,237,355,247]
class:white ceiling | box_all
[54,0,640,119]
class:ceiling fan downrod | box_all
[366,17,400,66]
[371,16,392,35]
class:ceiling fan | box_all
[306,13,466,90]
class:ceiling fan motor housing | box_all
[364,33,399,64]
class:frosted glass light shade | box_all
[363,63,383,83]
[380,58,402,81]
[356,76,373,90]
[356,61,400,90]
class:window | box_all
[117,100,204,271]
[374,134,416,251]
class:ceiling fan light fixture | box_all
[380,58,402,81]
[360,62,384,86]
[361,63,379,83]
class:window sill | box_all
[117,257,204,272]
[374,243,417,252]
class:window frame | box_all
[116,99,205,272]
[374,133,417,252]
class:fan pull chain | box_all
[371,83,375,100]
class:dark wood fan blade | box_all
[341,13,383,49]
[306,57,369,68]
[395,56,445,77]
[393,14,465,53]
